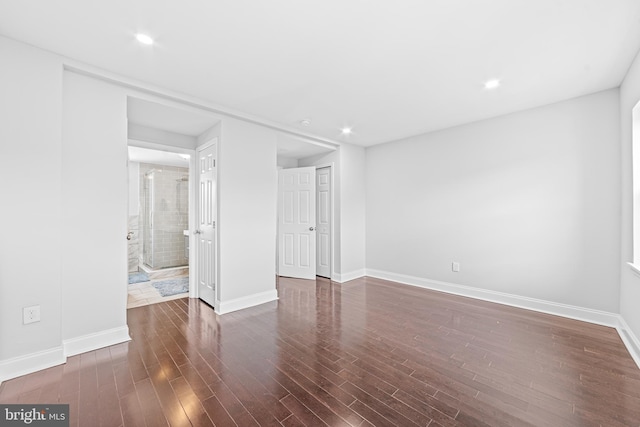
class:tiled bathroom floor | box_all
[127,267,189,309]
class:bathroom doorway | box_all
[127,146,192,308]
[125,96,221,310]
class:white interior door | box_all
[316,167,331,278]
[197,141,217,307]
[278,167,316,279]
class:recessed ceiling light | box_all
[135,33,154,45]
[484,79,500,90]
[341,127,352,135]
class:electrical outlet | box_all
[452,262,460,272]
[23,305,40,324]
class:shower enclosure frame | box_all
[140,163,190,271]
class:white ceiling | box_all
[128,146,190,168]
[277,133,337,160]
[127,98,220,137]
[2,0,640,147]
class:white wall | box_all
[277,157,299,169]
[198,122,222,146]
[61,71,129,353]
[620,49,640,356]
[217,118,278,312]
[129,122,197,149]
[0,37,284,378]
[339,144,366,280]
[367,90,621,313]
[0,37,64,377]
[0,38,132,381]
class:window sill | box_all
[627,262,640,278]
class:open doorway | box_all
[276,133,338,281]
[127,146,191,308]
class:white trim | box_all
[216,290,278,315]
[0,347,65,384]
[63,326,131,357]
[627,262,640,278]
[366,269,621,327]
[128,138,195,156]
[333,269,366,283]
[617,316,640,369]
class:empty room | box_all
[1,1,640,426]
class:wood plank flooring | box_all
[2,276,640,426]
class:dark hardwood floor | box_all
[2,276,640,426]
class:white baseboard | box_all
[0,347,65,384]
[63,326,131,357]
[1,326,131,384]
[366,269,621,327]
[216,290,278,315]
[616,316,640,369]
[333,269,366,283]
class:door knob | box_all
[309,227,315,231]
[126,232,134,240]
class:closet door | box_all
[277,167,316,279]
